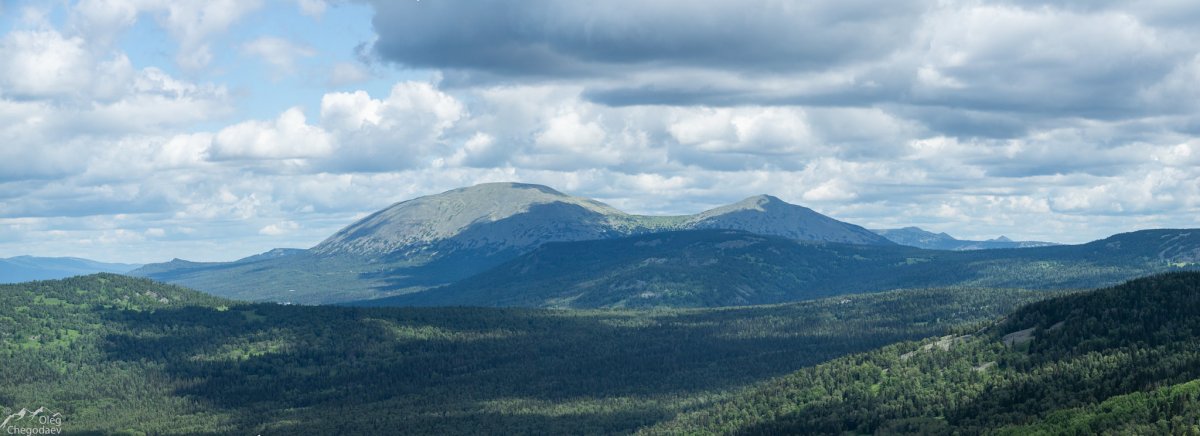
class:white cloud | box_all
[320,90,383,131]
[0,29,94,99]
[318,81,465,171]
[447,132,505,168]
[534,112,607,152]
[669,107,817,155]
[7,1,1200,263]
[210,107,334,161]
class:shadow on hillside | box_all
[96,301,943,434]
[357,201,629,295]
[356,248,518,294]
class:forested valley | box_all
[0,274,1045,434]
[7,272,1200,433]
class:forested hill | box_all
[0,274,1047,434]
[645,272,1200,435]
[366,228,1200,308]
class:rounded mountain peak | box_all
[685,195,893,245]
[312,182,628,256]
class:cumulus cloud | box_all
[5,0,1200,263]
[365,0,1200,138]
[318,81,465,171]
[0,28,100,100]
[668,107,817,155]
[210,107,334,161]
[0,15,229,186]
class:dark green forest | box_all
[0,274,1045,434]
[136,228,1200,306]
[646,272,1200,435]
[372,228,1200,308]
[8,272,1200,434]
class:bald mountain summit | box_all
[312,183,890,258]
[132,182,892,304]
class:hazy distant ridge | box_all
[0,256,142,283]
[872,226,1059,250]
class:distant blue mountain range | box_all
[871,226,1059,250]
[0,256,142,283]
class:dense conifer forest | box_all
[647,272,1200,434]
[1,274,1044,434]
[7,273,1200,433]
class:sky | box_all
[1,0,1199,264]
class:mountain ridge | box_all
[872,226,1059,250]
[133,182,892,303]
[0,256,142,284]
[359,228,1200,308]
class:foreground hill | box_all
[645,272,1200,434]
[0,274,1043,434]
[873,226,1059,250]
[132,182,891,304]
[365,228,1200,308]
[0,256,141,283]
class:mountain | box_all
[364,228,1200,308]
[0,256,141,283]
[311,183,641,258]
[312,183,889,259]
[233,247,305,263]
[0,273,1047,434]
[133,182,891,304]
[646,272,1200,434]
[872,226,1059,250]
[685,195,890,245]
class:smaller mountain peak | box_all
[991,236,1013,242]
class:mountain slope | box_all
[685,195,891,245]
[644,272,1200,434]
[366,228,1200,308]
[312,183,641,258]
[0,274,1047,434]
[133,182,893,304]
[873,226,1059,250]
[367,230,942,308]
[0,256,141,283]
